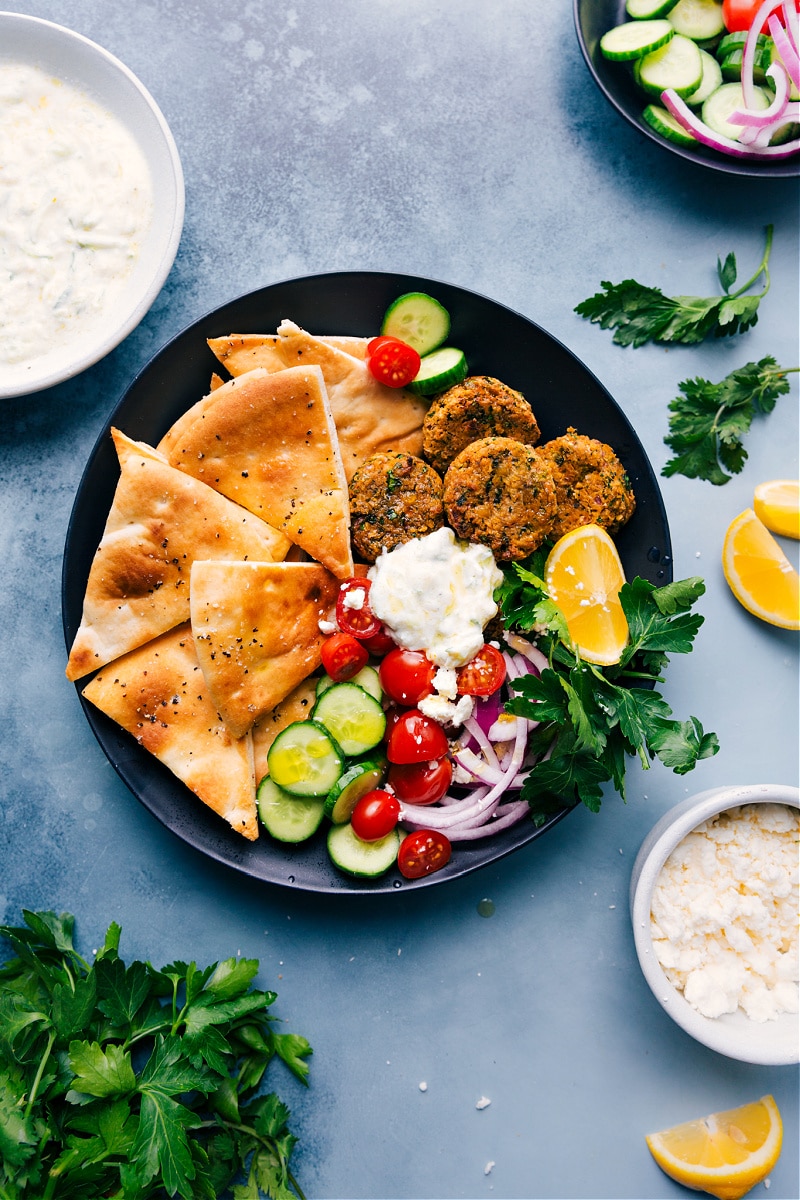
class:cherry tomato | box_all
[360,625,396,656]
[455,644,506,696]
[351,789,401,841]
[722,0,797,30]
[397,829,452,879]
[336,578,382,639]
[388,757,452,806]
[366,335,421,389]
[379,648,436,706]
[386,709,449,764]
[320,631,368,682]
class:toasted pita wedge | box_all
[66,429,291,682]
[190,560,339,739]
[207,332,368,376]
[204,322,427,480]
[252,677,319,785]
[160,365,353,579]
[82,624,258,840]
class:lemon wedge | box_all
[753,479,800,540]
[722,509,800,631]
[544,523,628,665]
[646,1094,783,1200]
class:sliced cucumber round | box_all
[719,45,772,84]
[685,48,723,105]
[327,822,400,878]
[667,0,725,43]
[316,664,382,703]
[323,756,388,824]
[266,719,344,797]
[407,346,468,396]
[637,33,703,98]
[599,19,674,61]
[715,31,768,60]
[312,682,386,757]
[626,0,679,17]
[257,776,325,843]
[380,292,450,356]
[701,81,772,140]
[642,102,697,145]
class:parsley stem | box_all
[25,1029,55,1119]
[728,223,773,300]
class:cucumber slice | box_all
[257,775,325,843]
[316,664,382,703]
[642,102,698,144]
[626,0,679,17]
[637,33,703,98]
[720,45,772,83]
[667,0,724,42]
[600,19,674,61]
[323,756,388,824]
[267,719,344,797]
[685,48,723,105]
[327,822,401,878]
[380,292,450,356]
[407,346,468,397]
[716,31,769,60]
[701,81,772,139]
[312,682,386,756]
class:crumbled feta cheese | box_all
[340,584,365,610]
[651,803,799,1022]
[419,691,474,728]
[419,1081,428,1092]
[476,1096,491,1110]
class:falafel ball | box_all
[349,451,444,562]
[443,436,557,560]
[422,375,540,474]
[538,427,636,538]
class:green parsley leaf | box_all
[575,225,775,347]
[662,357,797,484]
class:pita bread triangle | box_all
[205,322,428,481]
[82,623,258,840]
[190,560,340,739]
[65,429,292,682]
[159,364,354,579]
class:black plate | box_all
[574,0,800,179]
[62,271,672,894]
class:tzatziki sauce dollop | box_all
[367,526,503,670]
[0,62,154,370]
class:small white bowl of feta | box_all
[630,783,799,1066]
[0,13,184,398]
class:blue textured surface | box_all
[1,3,798,1198]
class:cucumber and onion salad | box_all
[599,0,800,160]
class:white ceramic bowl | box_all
[630,783,800,1066]
[0,12,185,398]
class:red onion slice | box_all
[662,88,800,158]
[730,62,790,126]
[770,12,800,87]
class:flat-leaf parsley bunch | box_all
[497,552,719,825]
[0,910,312,1200]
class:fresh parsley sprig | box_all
[0,910,312,1200]
[574,224,775,347]
[662,356,798,485]
[497,554,719,825]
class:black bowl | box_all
[574,0,800,178]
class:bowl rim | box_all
[630,783,800,1066]
[0,11,185,398]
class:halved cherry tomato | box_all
[455,644,506,696]
[386,709,449,764]
[722,0,797,30]
[336,578,382,639]
[379,648,436,706]
[366,335,421,389]
[361,626,396,656]
[351,789,401,841]
[320,631,368,682]
[388,757,452,806]
[397,829,452,879]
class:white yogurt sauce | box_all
[0,62,154,368]
[367,526,503,670]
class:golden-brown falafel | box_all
[443,436,556,560]
[538,427,636,538]
[422,376,540,474]
[349,451,444,562]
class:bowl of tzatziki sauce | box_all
[0,12,184,398]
